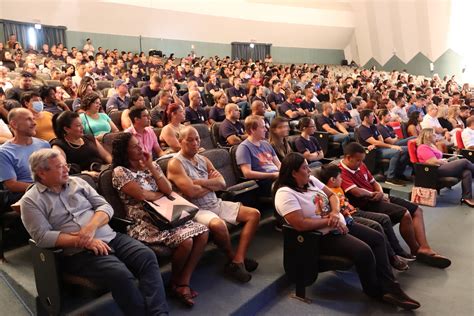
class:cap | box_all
[114,79,127,88]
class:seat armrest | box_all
[29,239,63,316]
[414,163,439,188]
[461,149,474,163]
[282,224,322,287]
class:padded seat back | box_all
[101,132,123,154]
[456,129,465,149]
[201,148,238,187]
[407,139,419,163]
[387,121,404,139]
[210,122,221,148]
[193,123,215,150]
[98,169,126,220]
[109,110,123,131]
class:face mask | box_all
[32,101,44,112]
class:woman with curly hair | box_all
[111,132,208,307]
[79,92,118,138]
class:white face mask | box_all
[32,100,44,112]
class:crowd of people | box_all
[1,35,474,314]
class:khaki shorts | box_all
[194,200,241,226]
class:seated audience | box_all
[228,78,249,117]
[267,80,285,111]
[316,102,351,147]
[461,116,474,149]
[21,92,55,141]
[56,75,77,100]
[160,103,187,153]
[236,115,281,196]
[447,106,464,130]
[320,165,411,271]
[294,117,324,167]
[5,71,36,102]
[339,142,451,269]
[420,104,451,151]
[209,91,227,124]
[180,80,200,107]
[111,133,208,307]
[299,88,318,117]
[80,92,119,138]
[0,108,50,208]
[416,128,474,207]
[269,117,292,161]
[106,79,130,114]
[121,94,146,130]
[51,111,111,177]
[21,148,169,315]
[125,106,166,158]
[358,109,409,185]
[185,91,209,125]
[219,103,246,146]
[391,96,408,122]
[334,97,356,133]
[274,152,419,310]
[377,109,415,146]
[279,89,305,120]
[205,73,221,96]
[150,90,171,128]
[406,110,422,137]
[167,126,260,283]
[140,74,161,100]
[71,80,94,112]
[40,85,69,115]
[250,85,275,123]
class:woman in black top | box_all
[51,111,112,178]
[294,117,324,167]
[269,117,292,161]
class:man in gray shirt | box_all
[20,148,168,315]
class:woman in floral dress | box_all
[112,132,208,307]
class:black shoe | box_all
[382,291,420,310]
[390,255,409,271]
[225,262,252,283]
[374,174,386,182]
[397,175,413,183]
[244,258,259,272]
[397,251,416,262]
[385,178,406,186]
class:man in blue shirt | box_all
[106,79,130,114]
[0,108,50,210]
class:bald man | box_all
[185,90,209,125]
[168,126,260,283]
[0,108,50,209]
[219,103,246,146]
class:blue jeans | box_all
[237,101,249,118]
[394,136,416,147]
[329,133,351,147]
[377,146,409,179]
[62,233,169,315]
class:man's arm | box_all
[192,157,226,191]
[365,136,394,149]
[167,158,211,198]
[321,123,340,135]
[105,97,118,114]
[240,164,278,180]
[3,178,31,193]
[335,121,349,134]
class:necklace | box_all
[65,137,83,149]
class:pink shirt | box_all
[125,125,159,155]
[416,144,442,163]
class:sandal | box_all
[416,252,451,269]
[172,284,194,307]
[168,283,198,298]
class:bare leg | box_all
[174,232,209,286]
[233,206,260,263]
[208,218,234,260]
[171,238,192,285]
[410,208,434,254]
[398,211,420,254]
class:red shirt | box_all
[338,161,375,194]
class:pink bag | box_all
[411,187,437,206]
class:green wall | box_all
[363,49,464,79]
[66,30,345,65]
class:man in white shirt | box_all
[83,38,95,57]
[462,116,474,149]
[420,104,451,142]
[391,96,408,122]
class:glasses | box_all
[54,163,71,170]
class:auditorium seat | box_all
[193,123,215,150]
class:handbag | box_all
[143,192,198,230]
[411,187,437,207]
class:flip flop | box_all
[416,252,451,269]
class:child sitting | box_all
[319,164,413,271]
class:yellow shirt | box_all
[34,111,56,142]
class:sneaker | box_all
[397,251,416,262]
[397,175,413,183]
[225,262,252,283]
[374,174,386,182]
[390,255,409,271]
[244,258,259,272]
[385,178,406,186]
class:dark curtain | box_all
[231,42,271,62]
[1,19,66,50]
